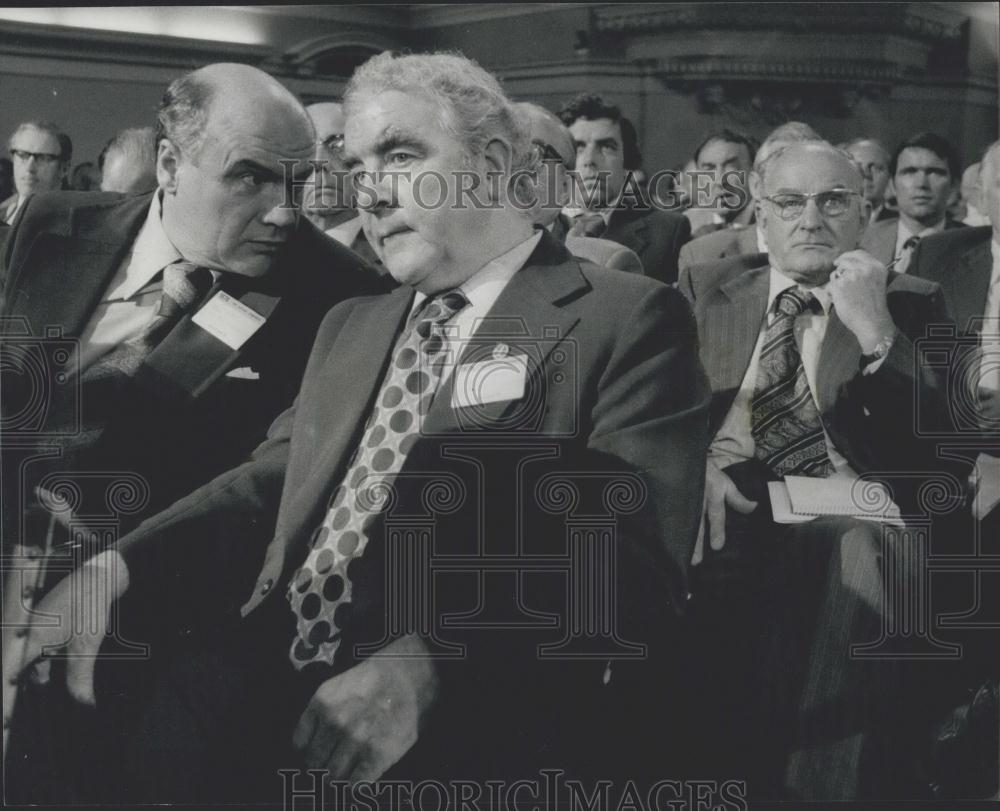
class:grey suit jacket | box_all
[564,234,643,274]
[908,225,992,334]
[678,225,759,275]
[861,217,967,266]
[678,255,953,476]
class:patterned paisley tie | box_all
[751,287,834,478]
[288,289,469,669]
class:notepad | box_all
[768,475,904,525]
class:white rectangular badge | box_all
[452,353,528,409]
[191,291,267,350]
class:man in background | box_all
[679,121,821,273]
[300,101,355,233]
[861,132,965,272]
[3,121,72,223]
[100,127,158,194]
[684,128,757,238]
[844,137,893,223]
[559,92,691,284]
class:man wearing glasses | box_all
[3,122,71,224]
[678,141,957,799]
[301,102,355,234]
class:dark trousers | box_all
[684,460,933,801]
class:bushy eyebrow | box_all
[574,137,619,150]
[342,126,427,168]
[227,158,286,183]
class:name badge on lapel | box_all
[452,349,528,409]
[191,291,267,350]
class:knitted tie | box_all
[751,287,834,478]
[84,261,214,378]
[288,289,469,669]
[568,211,607,238]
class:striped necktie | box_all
[288,289,469,669]
[751,287,834,478]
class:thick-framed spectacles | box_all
[10,149,62,165]
[762,189,861,221]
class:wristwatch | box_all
[860,332,896,368]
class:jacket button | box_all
[260,578,273,595]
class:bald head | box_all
[155,63,315,277]
[514,101,574,227]
[515,102,574,169]
[157,63,313,159]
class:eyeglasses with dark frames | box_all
[10,149,62,165]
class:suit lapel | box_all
[608,207,649,257]
[137,279,283,400]
[424,236,585,435]
[703,265,769,394]
[13,196,149,337]
[815,309,860,412]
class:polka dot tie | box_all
[288,290,469,669]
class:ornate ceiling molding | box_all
[594,2,968,43]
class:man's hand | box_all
[692,459,757,566]
[16,550,129,706]
[827,250,897,352]
[292,633,439,784]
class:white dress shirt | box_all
[709,268,856,478]
[893,217,946,273]
[411,230,543,388]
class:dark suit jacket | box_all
[0,191,386,539]
[679,254,954,480]
[908,225,993,334]
[678,224,760,275]
[860,216,966,266]
[603,206,691,285]
[115,231,711,777]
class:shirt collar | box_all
[896,216,946,253]
[106,191,183,301]
[411,230,543,316]
[768,267,832,315]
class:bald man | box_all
[1,63,383,559]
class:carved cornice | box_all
[653,57,903,85]
[594,3,968,43]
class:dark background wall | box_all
[1,3,996,174]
